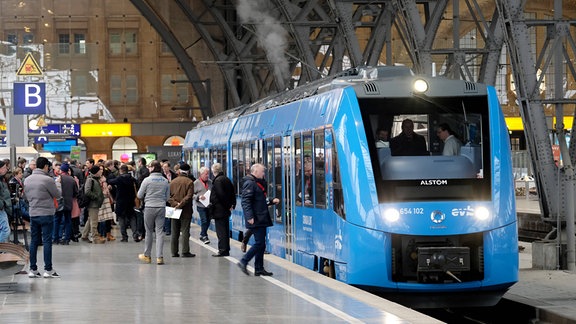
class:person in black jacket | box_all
[237,163,279,276]
[389,118,428,156]
[136,157,150,188]
[107,164,141,242]
[53,163,78,245]
[209,163,235,257]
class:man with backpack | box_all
[80,166,105,244]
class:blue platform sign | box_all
[30,124,80,144]
[13,82,46,115]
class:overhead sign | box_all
[13,82,46,115]
[81,123,131,137]
[30,124,80,144]
[17,52,43,76]
[505,116,574,131]
[0,124,80,144]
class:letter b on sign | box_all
[13,82,46,115]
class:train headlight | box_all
[384,208,400,222]
[413,79,429,93]
[475,206,490,220]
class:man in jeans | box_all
[24,157,61,278]
[238,163,279,276]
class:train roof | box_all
[197,65,486,128]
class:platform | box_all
[2,200,575,323]
[0,225,440,324]
[506,241,576,324]
[507,198,576,323]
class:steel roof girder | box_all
[393,0,436,75]
[199,0,264,104]
[496,0,560,220]
[277,0,324,84]
[174,0,243,108]
[330,0,364,66]
[129,0,211,118]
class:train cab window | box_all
[363,96,491,202]
[314,130,326,208]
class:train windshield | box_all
[360,95,491,202]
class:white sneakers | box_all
[28,269,60,278]
[27,270,41,278]
[43,270,60,278]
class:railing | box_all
[512,150,539,200]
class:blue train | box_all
[183,66,518,308]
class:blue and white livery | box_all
[183,66,518,308]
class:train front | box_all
[346,70,518,308]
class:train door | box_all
[283,135,294,261]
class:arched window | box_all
[164,136,185,146]
[112,137,138,163]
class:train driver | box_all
[389,119,428,156]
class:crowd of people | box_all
[1,155,277,278]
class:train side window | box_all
[294,134,302,207]
[302,132,313,207]
[199,149,206,169]
[209,148,215,164]
[265,139,274,193]
[220,146,227,175]
[244,142,252,178]
[332,131,345,219]
[238,142,247,190]
[314,130,326,208]
[273,137,283,223]
[191,149,199,177]
[232,143,240,194]
[256,139,264,164]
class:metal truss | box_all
[129,0,212,119]
[130,0,517,112]
[496,0,576,269]
[130,1,576,244]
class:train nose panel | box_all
[417,247,471,272]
